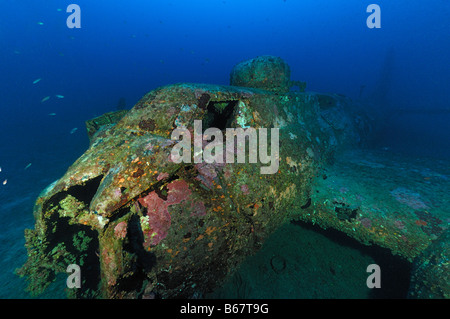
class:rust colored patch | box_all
[102,163,111,174]
[132,168,145,178]
[415,220,427,226]
[205,226,217,236]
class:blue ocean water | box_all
[0,0,449,299]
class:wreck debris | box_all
[17,56,447,299]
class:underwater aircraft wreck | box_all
[18,56,448,299]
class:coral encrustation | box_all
[138,179,193,249]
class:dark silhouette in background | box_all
[117,97,127,110]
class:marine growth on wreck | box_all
[17,56,449,299]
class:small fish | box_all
[55,95,64,99]
[37,22,44,25]
[33,78,41,84]
[41,96,50,103]
[2,179,6,185]
[57,8,62,12]
[48,113,56,116]
[25,163,32,170]
[70,127,78,134]
[0,167,2,172]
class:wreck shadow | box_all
[290,219,412,299]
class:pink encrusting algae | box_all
[394,219,406,230]
[114,221,128,239]
[138,179,198,248]
[359,217,372,228]
[190,201,206,217]
[195,163,218,189]
[166,179,192,205]
[390,187,429,210]
[157,172,169,181]
[138,192,172,248]
[240,184,250,195]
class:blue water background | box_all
[0,0,449,298]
